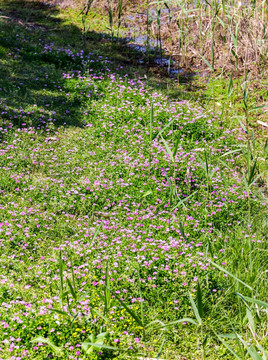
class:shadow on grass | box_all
[0,0,202,134]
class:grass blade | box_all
[146,319,167,331]
[248,159,257,185]
[67,278,77,302]
[31,336,63,355]
[51,308,70,317]
[246,308,256,335]
[249,104,268,112]
[237,336,263,360]
[209,261,253,290]
[92,225,101,244]
[150,99,154,142]
[81,342,123,351]
[106,286,143,327]
[238,119,247,134]
[92,308,108,322]
[172,191,197,211]
[189,292,202,325]
[78,292,89,303]
[227,72,233,97]
[156,338,165,359]
[197,281,204,318]
[154,118,175,140]
[138,268,145,327]
[59,250,64,307]
[172,135,180,158]
[179,221,186,240]
[142,190,152,198]
[104,262,111,315]
[200,55,214,71]
[154,318,198,329]
[235,293,268,308]
[161,135,174,162]
[216,334,242,360]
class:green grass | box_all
[0,1,267,359]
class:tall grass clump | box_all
[106,0,268,77]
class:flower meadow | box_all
[0,4,268,360]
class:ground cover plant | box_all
[0,0,267,359]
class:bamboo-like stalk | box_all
[116,0,123,38]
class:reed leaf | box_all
[197,281,204,318]
[31,336,63,355]
[161,135,174,162]
[235,293,268,308]
[156,338,165,359]
[216,334,242,360]
[189,292,202,325]
[106,286,143,327]
[209,260,253,290]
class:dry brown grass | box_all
[86,0,268,76]
[12,0,267,76]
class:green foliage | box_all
[0,1,267,360]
